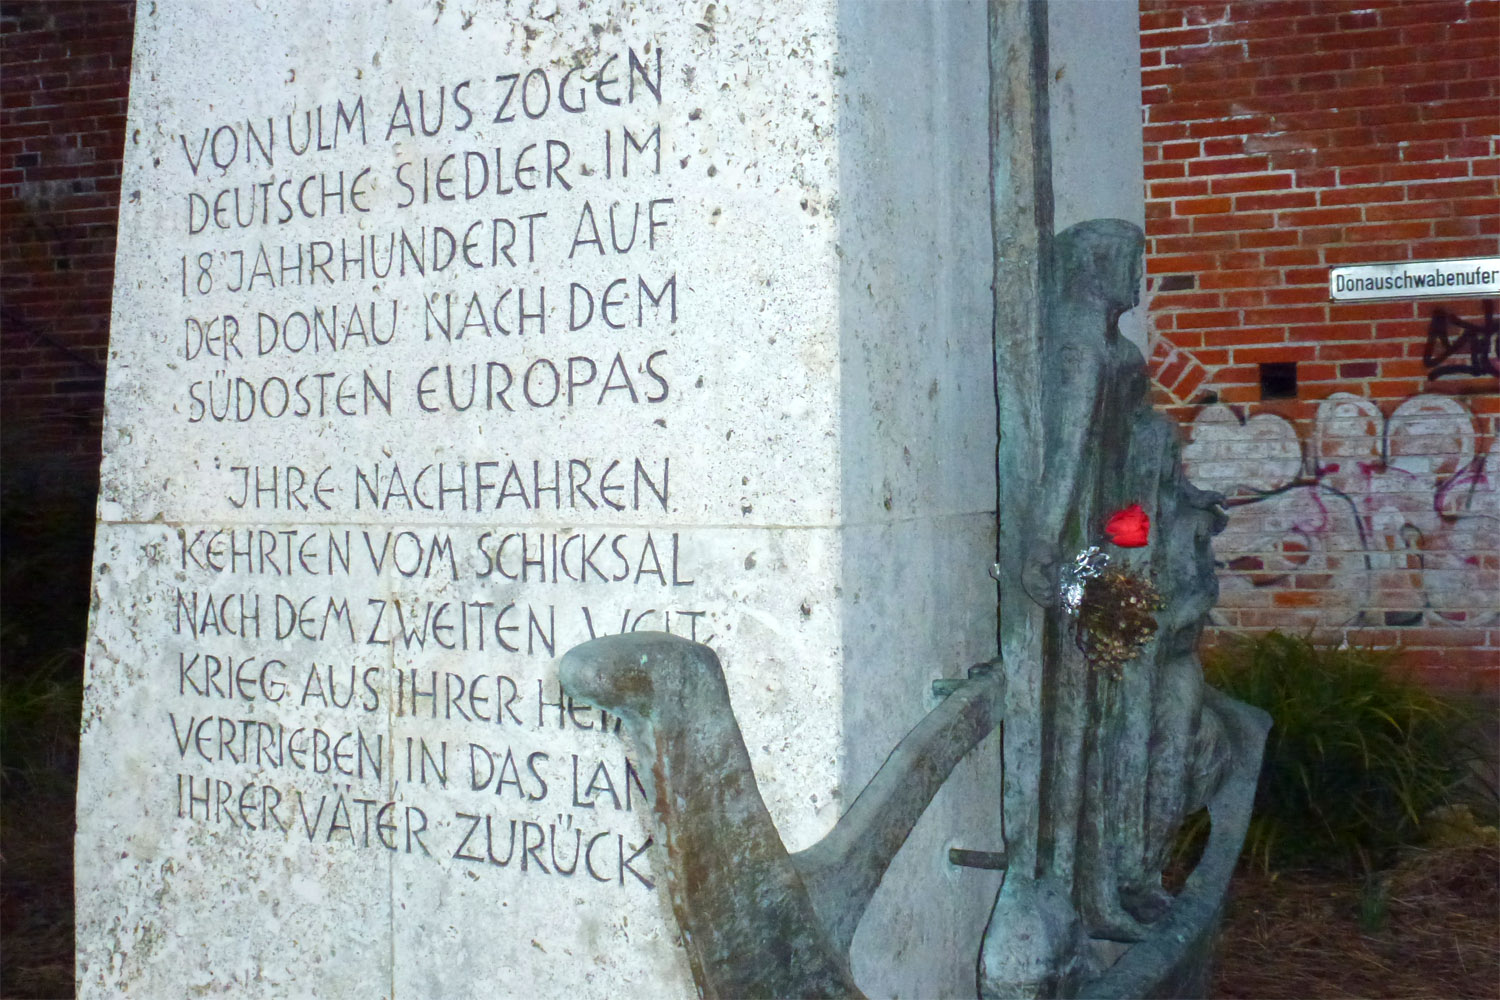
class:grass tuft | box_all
[1205,631,1483,875]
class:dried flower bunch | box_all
[1075,566,1164,679]
[1055,503,1164,678]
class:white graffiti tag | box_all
[1183,393,1498,629]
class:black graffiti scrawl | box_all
[1423,300,1498,379]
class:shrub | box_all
[0,633,83,794]
[1205,631,1478,874]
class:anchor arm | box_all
[791,665,1006,956]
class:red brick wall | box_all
[1141,0,1500,686]
[1,0,135,478]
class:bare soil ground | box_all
[1213,842,1500,1000]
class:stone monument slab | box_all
[77,2,997,997]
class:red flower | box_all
[1104,503,1150,548]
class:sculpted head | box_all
[1053,219,1146,324]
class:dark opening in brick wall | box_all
[1258,361,1298,400]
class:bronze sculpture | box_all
[560,221,1268,999]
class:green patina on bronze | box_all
[559,634,1007,1000]
[979,215,1269,996]
[560,633,863,999]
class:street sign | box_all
[1330,256,1500,302]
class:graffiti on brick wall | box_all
[1183,393,1499,628]
[1423,300,1498,380]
